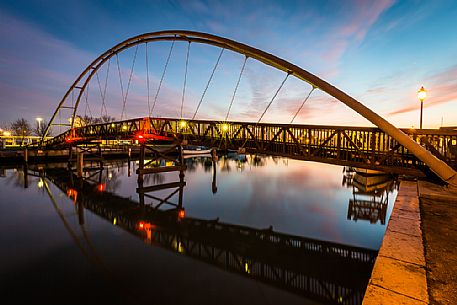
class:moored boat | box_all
[182,145,213,155]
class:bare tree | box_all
[33,120,52,137]
[101,115,116,123]
[76,115,116,126]
[0,121,9,133]
[10,118,32,146]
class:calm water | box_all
[0,154,397,305]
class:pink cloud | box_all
[320,0,395,68]
[389,65,457,116]
[337,0,395,42]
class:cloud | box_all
[389,64,457,116]
[337,0,395,42]
[0,11,93,122]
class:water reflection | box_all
[39,160,376,305]
[1,154,399,305]
[342,167,398,225]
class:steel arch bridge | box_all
[42,30,457,188]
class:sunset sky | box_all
[1,0,456,129]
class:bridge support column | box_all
[23,163,28,189]
[137,144,145,186]
[77,149,84,178]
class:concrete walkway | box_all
[363,180,428,305]
[363,179,457,305]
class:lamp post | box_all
[36,117,43,131]
[417,86,426,129]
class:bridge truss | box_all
[42,117,457,176]
[41,30,457,186]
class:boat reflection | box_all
[38,160,377,305]
[342,167,399,225]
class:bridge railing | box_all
[151,118,456,175]
[40,117,457,175]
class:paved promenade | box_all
[363,179,457,305]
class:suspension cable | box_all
[116,54,125,120]
[180,41,191,119]
[146,43,151,118]
[84,83,93,119]
[95,71,103,115]
[120,44,139,120]
[151,38,176,115]
[191,48,224,120]
[239,72,290,149]
[225,56,248,122]
[102,58,110,117]
[290,86,316,124]
[95,58,110,118]
[256,72,290,124]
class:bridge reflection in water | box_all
[342,167,399,225]
[38,156,386,305]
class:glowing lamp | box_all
[3,131,11,136]
[417,86,427,129]
[122,125,128,131]
[222,123,229,132]
[178,209,185,219]
[97,183,105,192]
[66,188,78,203]
[179,120,187,128]
[138,221,152,231]
[36,117,43,129]
[245,262,250,274]
[417,86,427,101]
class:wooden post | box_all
[337,129,341,160]
[211,148,218,161]
[68,145,73,169]
[178,170,185,208]
[23,163,28,189]
[77,148,83,178]
[212,159,217,194]
[23,148,28,163]
[138,144,145,185]
[77,202,84,225]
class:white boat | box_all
[182,145,213,155]
[353,167,386,175]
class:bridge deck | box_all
[39,118,457,176]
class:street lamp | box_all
[36,117,43,132]
[417,86,426,129]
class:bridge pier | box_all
[136,142,186,209]
[76,149,84,178]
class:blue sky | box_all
[1,0,456,128]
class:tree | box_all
[33,120,52,137]
[75,115,116,126]
[10,118,32,146]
